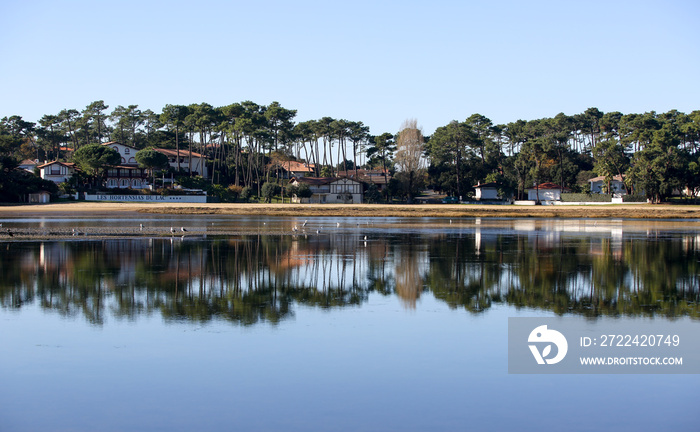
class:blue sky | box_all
[1,0,698,136]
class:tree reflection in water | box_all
[1,228,698,325]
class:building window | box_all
[125,148,130,154]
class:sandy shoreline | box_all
[1,201,700,220]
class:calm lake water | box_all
[1,216,699,431]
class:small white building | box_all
[289,176,364,204]
[473,182,501,201]
[527,183,565,202]
[588,175,626,195]
[37,161,78,184]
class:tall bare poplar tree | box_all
[395,118,425,202]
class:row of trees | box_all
[1,101,699,202]
[415,109,700,203]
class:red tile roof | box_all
[277,161,316,173]
[293,177,334,186]
[36,161,77,169]
[336,169,392,184]
[155,148,206,158]
[588,175,625,182]
[292,176,362,186]
[527,182,571,191]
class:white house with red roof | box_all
[19,159,39,173]
[289,176,363,204]
[37,161,78,184]
[526,182,568,202]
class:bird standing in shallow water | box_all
[181,227,187,233]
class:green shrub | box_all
[622,195,647,202]
[365,183,381,203]
[261,182,281,203]
[561,193,613,202]
[240,186,252,202]
[297,183,312,199]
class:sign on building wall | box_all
[83,194,208,203]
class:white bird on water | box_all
[140,223,144,230]
[181,227,187,233]
[302,220,308,227]
[170,227,176,234]
[337,222,340,228]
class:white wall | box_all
[476,188,499,200]
[527,189,561,201]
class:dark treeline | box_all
[1,102,699,202]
